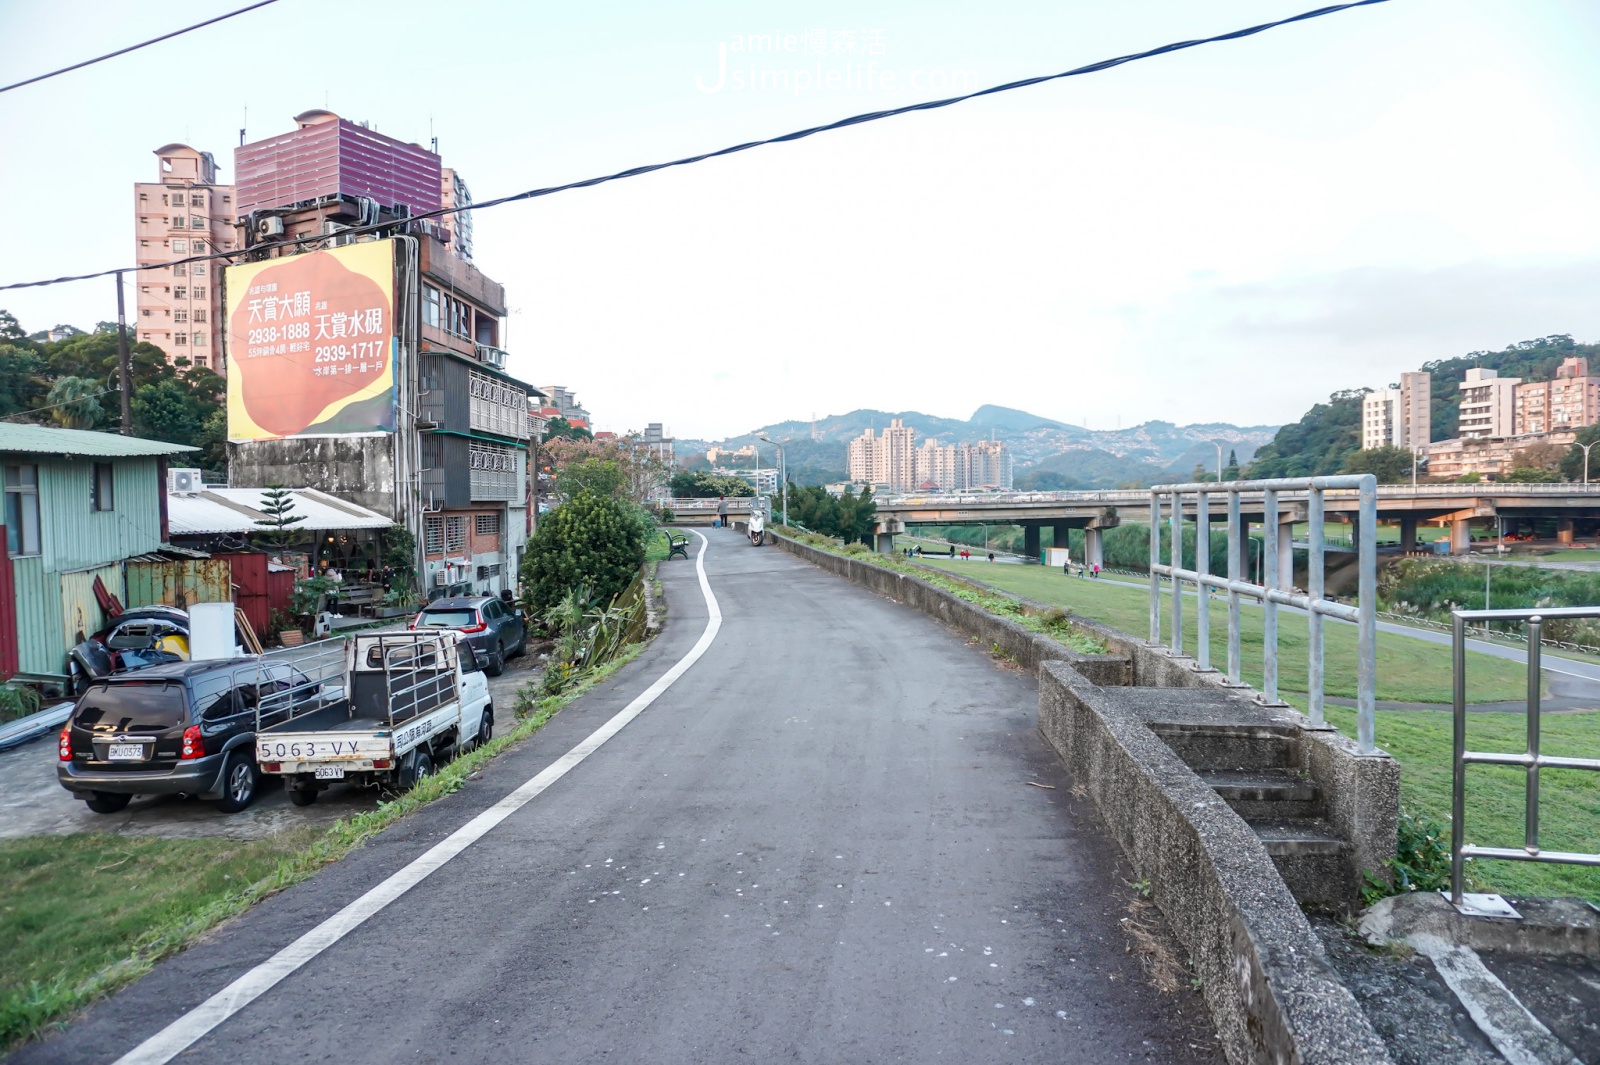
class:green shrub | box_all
[522,491,648,614]
[0,685,41,725]
[1362,808,1457,904]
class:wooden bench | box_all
[664,531,690,560]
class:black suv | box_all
[412,596,526,676]
[57,658,328,815]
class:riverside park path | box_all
[17,527,1219,1065]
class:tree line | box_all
[0,310,225,469]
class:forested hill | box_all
[1249,335,1600,478]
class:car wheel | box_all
[400,748,433,790]
[486,640,505,677]
[84,791,131,814]
[288,788,318,807]
[216,752,261,813]
[476,705,494,747]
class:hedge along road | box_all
[18,528,1218,1065]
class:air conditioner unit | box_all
[434,570,448,587]
[167,468,202,494]
[323,221,349,236]
[257,216,284,238]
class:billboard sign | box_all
[224,240,397,440]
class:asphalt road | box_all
[15,528,1219,1065]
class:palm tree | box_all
[46,376,105,430]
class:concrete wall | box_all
[1038,663,1391,1065]
[229,435,398,521]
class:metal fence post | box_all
[1526,615,1543,857]
[1170,489,1183,657]
[1196,490,1211,671]
[1358,475,1377,752]
[1148,490,1161,646]
[1227,491,1242,684]
[1451,611,1467,907]
[1262,488,1279,702]
[1308,486,1325,726]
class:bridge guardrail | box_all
[878,482,1600,509]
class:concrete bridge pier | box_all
[1450,518,1473,555]
[875,518,905,554]
[1050,523,1074,555]
[1559,516,1576,545]
[1023,524,1041,562]
[1084,527,1104,570]
[1399,516,1417,554]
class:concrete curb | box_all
[772,532,1396,1065]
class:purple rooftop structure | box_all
[233,110,443,219]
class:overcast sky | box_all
[3,0,1597,440]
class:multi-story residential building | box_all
[847,420,917,491]
[915,437,961,491]
[441,168,474,262]
[538,386,591,429]
[1361,389,1402,452]
[133,145,237,369]
[223,111,534,599]
[1426,430,1576,480]
[963,439,1014,490]
[706,444,756,464]
[1458,368,1520,439]
[1361,371,1431,451]
[1515,357,1599,436]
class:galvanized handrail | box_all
[1450,606,1600,913]
[878,480,1600,508]
[1148,475,1378,752]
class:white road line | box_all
[114,532,723,1065]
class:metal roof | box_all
[0,423,198,458]
[167,487,392,536]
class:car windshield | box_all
[74,682,187,731]
[418,609,477,629]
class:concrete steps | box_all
[1198,768,1323,820]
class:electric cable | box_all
[0,0,1391,293]
[0,0,281,95]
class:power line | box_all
[0,388,118,424]
[0,0,1391,293]
[0,0,281,95]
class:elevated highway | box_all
[872,483,1600,561]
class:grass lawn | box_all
[913,557,1532,704]
[1533,547,1600,561]
[0,830,318,1045]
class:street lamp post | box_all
[1579,441,1598,485]
[1213,441,1224,482]
[758,436,786,526]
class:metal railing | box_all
[1450,607,1600,913]
[246,638,349,730]
[878,481,1600,509]
[1148,475,1378,752]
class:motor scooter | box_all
[747,505,765,546]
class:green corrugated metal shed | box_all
[1,426,189,675]
[0,424,195,458]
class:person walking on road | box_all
[987,552,995,563]
[716,495,727,529]
[1092,562,1101,579]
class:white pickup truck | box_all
[256,630,492,806]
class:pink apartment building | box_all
[133,145,236,369]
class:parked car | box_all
[411,596,526,676]
[57,658,331,815]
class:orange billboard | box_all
[224,240,397,440]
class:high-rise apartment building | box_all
[915,437,960,490]
[133,145,237,369]
[847,420,917,491]
[964,439,1014,490]
[1458,368,1519,439]
[1361,371,1431,451]
[1516,357,1599,435]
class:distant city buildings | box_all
[706,443,757,464]
[133,144,237,369]
[849,420,1012,492]
[1514,357,1598,436]
[1458,368,1520,439]
[538,385,591,430]
[1361,372,1430,451]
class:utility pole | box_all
[115,271,133,435]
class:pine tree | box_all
[254,484,306,546]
